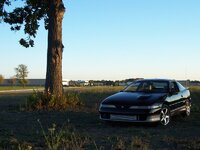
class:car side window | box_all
[176,82,186,91]
[124,82,140,92]
[171,82,179,93]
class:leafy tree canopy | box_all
[15,64,29,87]
[15,64,29,79]
[0,0,49,47]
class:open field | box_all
[0,86,200,149]
[0,86,43,91]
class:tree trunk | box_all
[45,0,65,97]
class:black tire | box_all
[160,105,171,126]
[182,100,191,117]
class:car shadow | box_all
[104,121,158,128]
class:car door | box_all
[176,81,190,108]
[168,81,183,113]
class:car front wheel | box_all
[160,105,171,126]
[182,100,191,117]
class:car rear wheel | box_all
[182,100,191,117]
[160,105,170,126]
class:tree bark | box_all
[45,0,65,97]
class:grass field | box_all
[0,86,43,91]
[0,86,200,149]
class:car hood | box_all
[102,92,167,106]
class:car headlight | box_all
[100,104,115,108]
[148,103,162,109]
[129,103,162,109]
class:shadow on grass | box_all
[0,87,200,149]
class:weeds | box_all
[130,136,149,150]
[112,137,126,150]
[0,138,32,150]
[110,136,149,150]
[26,90,83,111]
[38,120,64,150]
[38,120,92,150]
[162,136,200,149]
[17,122,151,150]
[18,144,32,150]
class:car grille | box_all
[100,113,149,121]
[110,114,137,121]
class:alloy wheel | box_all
[185,100,191,116]
[160,106,170,126]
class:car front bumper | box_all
[99,107,161,123]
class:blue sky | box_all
[1,0,200,80]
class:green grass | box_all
[64,86,124,92]
[189,86,200,112]
[0,86,200,149]
[0,86,43,91]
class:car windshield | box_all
[123,81,169,93]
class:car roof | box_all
[136,78,176,82]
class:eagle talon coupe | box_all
[99,79,191,126]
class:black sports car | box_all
[99,79,191,125]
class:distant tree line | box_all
[190,80,200,83]
[68,78,144,87]
[190,80,200,86]
[67,78,200,87]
